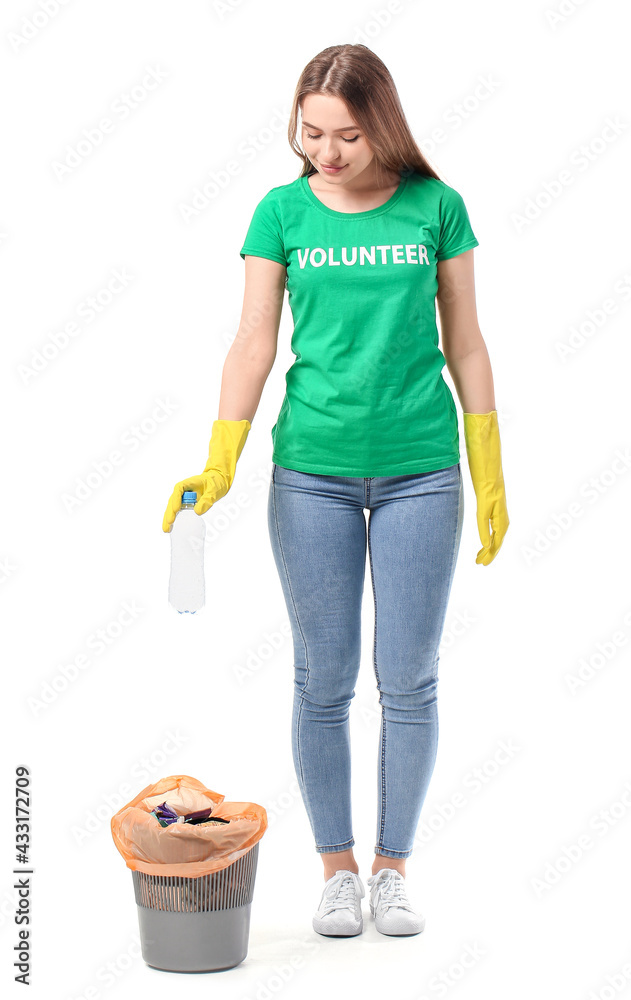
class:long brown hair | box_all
[288,44,443,187]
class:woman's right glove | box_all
[462,409,509,566]
[162,418,251,532]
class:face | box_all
[300,93,374,184]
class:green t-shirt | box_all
[239,170,479,476]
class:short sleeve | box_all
[239,190,287,266]
[436,185,479,261]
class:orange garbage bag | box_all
[110,774,267,877]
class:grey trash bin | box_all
[132,840,259,973]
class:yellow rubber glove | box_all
[162,418,251,532]
[462,409,509,566]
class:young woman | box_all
[163,43,509,939]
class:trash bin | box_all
[111,774,267,974]
[132,840,260,972]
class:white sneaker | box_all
[367,868,425,935]
[312,869,365,936]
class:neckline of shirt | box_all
[300,171,410,220]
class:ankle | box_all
[323,865,359,880]
[372,855,406,878]
[322,849,358,880]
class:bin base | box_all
[137,902,252,973]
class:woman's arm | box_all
[436,249,495,413]
[217,255,287,422]
[437,248,509,565]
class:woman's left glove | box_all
[462,409,509,566]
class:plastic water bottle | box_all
[168,491,206,614]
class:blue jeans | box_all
[267,462,464,859]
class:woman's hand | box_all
[462,410,509,565]
[162,419,251,532]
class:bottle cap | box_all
[182,491,197,503]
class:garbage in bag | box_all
[149,801,230,827]
[111,774,267,877]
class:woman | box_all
[162,43,509,938]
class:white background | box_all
[2,0,631,996]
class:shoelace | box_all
[373,871,414,912]
[321,872,360,913]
